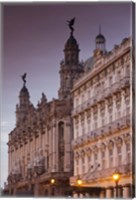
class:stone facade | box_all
[6,30,83,197]
[70,36,134,198]
[5,23,134,198]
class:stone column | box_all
[118,185,123,198]
[123,184,130,198]
[106,187,113,198]
[99,188,106,198]
[34,182,40,197]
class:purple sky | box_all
[1,2,132,187]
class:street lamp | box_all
[112,170,121,198]
[76,175,82,186]
[50,179,55,184]
[76,176,82,197]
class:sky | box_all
[1,2,132,188]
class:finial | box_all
[21,73,27,85]
[67,17,75,36]
[99,24,101,34]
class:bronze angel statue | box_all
[21,73,27,84]
[67,17,75,35]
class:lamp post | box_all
[76,176,83,197]
[112,170,120,198]
[50,179,55,196]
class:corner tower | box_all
[58,18,83,100]
[16,73,33,125]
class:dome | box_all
[95,33,105,43]
[64,35,79,50]
[84,56,94,71]
[19,85,29,97]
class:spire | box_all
[99,24,101,34]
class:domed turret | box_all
[19,85,29,97]
[58,18,83,100]
[19,85,30,106]
[64,35,79,50]
[64,34,80,66]
[95,33,105,44]
[95,25,106,52]
[15,74,34,125]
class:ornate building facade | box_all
[5,21,134,197]
[6,27,83,196]
[70,34,134,198]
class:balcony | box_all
[70,163,132,185]
[72,76,130,117]
[83,163,132,182]
[72,115,130,149]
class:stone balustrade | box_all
[72,115,130,148]
[72,76,130,117]
[70,163,132,185]
[83,163,132,181]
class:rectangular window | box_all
[75,159,79,175]
[75,124,79,138]
[95,121,97,129]
[101,151,106,169]
[88,90,90,99]
[76,98,79,107]
[109,149,113,167]
[82,157,85,174]
[109,114,112,123]
[117,146,122,166]
[94,153,98,167]
[87,118,91,132]
[109,76,113,86]
[81,121,85,135]
[102,118,105,126]
[126,143,131,163]
[82,94,84,103]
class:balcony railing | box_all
[83,163,132,181]
[72,115,130,148]
[70,163,132,184]
[72,76,130,116]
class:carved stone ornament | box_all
[107,140,114,149]
[115,137,123,147]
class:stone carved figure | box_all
[67,17,75,35]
